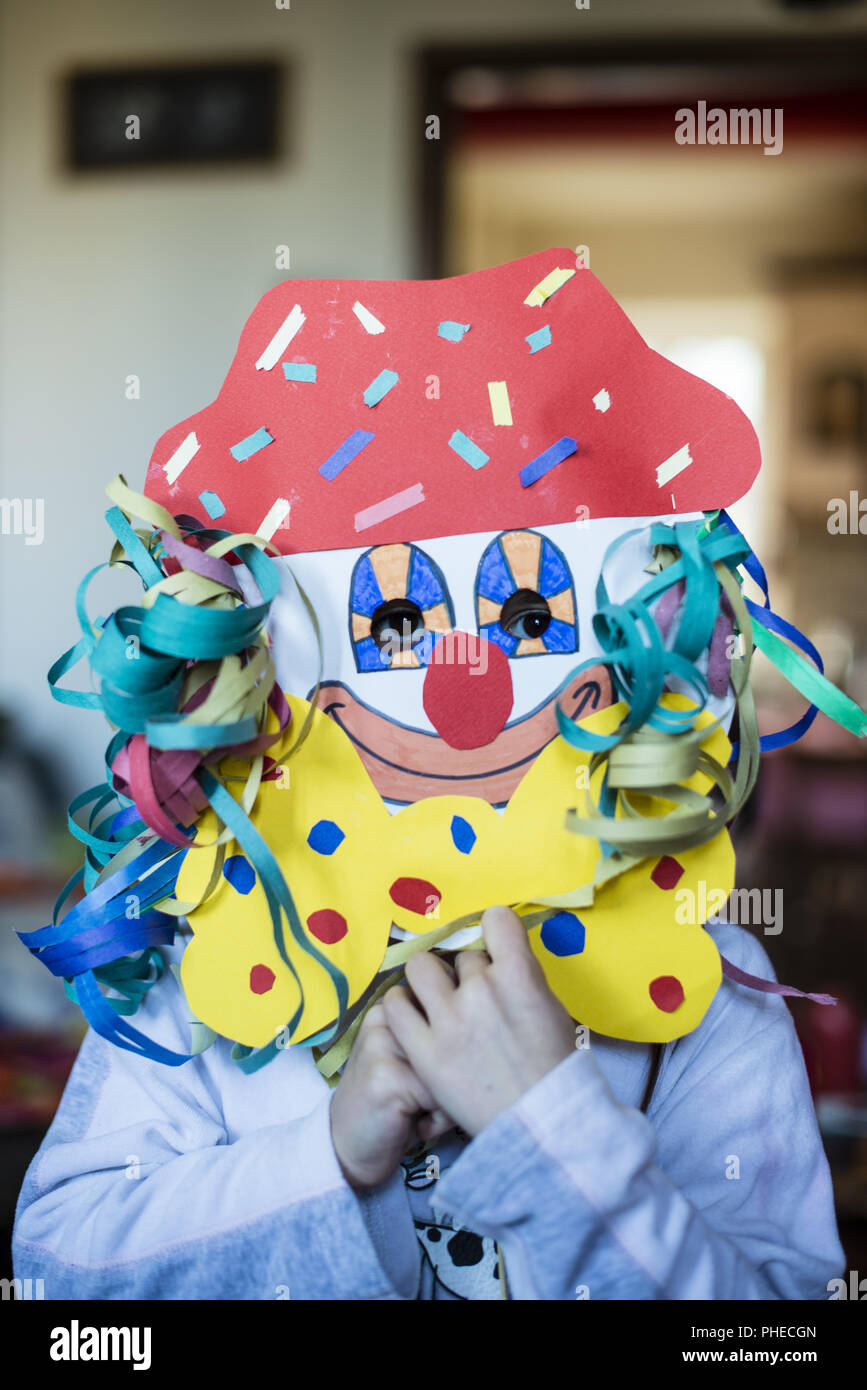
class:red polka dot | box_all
[651,856,685,890]
[307,908,348,944]
[250,964,275,995]
[389,877,441,915]
[649,975,685,1013]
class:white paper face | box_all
[250,512,725,806]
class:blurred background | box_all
[1,0,866,1286]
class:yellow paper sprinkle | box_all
[488,381,513,426]
[524,266,576,307]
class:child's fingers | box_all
[480,904,531,962]
[393,1059,442,1117]
[404,952,456,1020]
[358,1000,390,1034]
[455,949,489,982]
[382,981,430,1057]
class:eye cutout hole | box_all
[499,588,552,641]
[370,598,427,653]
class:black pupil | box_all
[370,599,425,650]
[500,588,552,640]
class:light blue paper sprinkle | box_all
[449,430,489,470]
[230,427,274,462]
[363,368,399,407]
[282,362,317,383]
[198,490,226,519]
[526,325,552,354]
[438,321,471,342]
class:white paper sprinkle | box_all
[592,389,611,413]
[656,444,693,488]
[258,498,291,541]
[353,300,385,335]
[256,305,306,371]
[163,431,200,485]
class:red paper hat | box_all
[144,249,760,554]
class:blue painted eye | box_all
[350,543,454,672]
[475,530,578,658]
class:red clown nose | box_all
[423,632,513,749]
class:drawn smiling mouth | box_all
[310,664,614,805]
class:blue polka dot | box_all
[540,911,586,957]
[307,820,345,855]
[450,815,476,854]
[223,854,256,895]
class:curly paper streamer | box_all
[553,511,864,872]
[24,475,341,1066]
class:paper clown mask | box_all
[136,248,763,1053]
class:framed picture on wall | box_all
[65,62,285,170]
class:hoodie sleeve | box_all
[433,924,845,1301]
[12,961,420,1301]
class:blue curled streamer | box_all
[19,835,196,1066]
[20,841,180,971]
[715,510,771,607]
[72,969,192,1067]
[713,511,824,756]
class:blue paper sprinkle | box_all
[282,362,317,383]
[450,816,476,855]
[438,321,471,342]
[520,436,577,488]
[363,369,399,407]
[198,490,226,520]
[540,911,586,957]
[223,854,256,895]
[449,430,489,471]
[319,428,376,481]
[307,820,346,856]
[526,325,552,354]
[230,427,274,462]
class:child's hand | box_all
[382,905,576,1138]
[330,1000,455,1190]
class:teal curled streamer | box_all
[552,520,752,851]
[555,521,750,757]
[64,949,167,1016]
[104,504,165,587]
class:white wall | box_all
[2,0,866,797]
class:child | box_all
[12,905,844,1299]
[13,250,857,1299]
